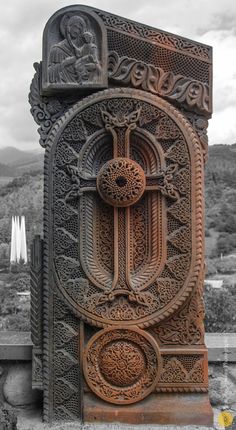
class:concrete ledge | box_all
[0,332,236,362]
[0,331,32,360]
[206,333,236,362]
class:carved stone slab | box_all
[48,88,203,330]
[29,5,213,425]
[42,6,108,93]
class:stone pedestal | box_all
[84,393,213,426]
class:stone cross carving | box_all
[29,5,213,426]
[65,107,179,307]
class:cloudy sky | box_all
[0,0,235,151]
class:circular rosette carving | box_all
[97,157,146,207]
[83,327,161,404]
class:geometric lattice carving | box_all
[97,157,146,207]
[157,353,207,392]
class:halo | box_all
[59,13,74,38]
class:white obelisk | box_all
[10,216,17,263]
[16,216,21,262]
[20,215,27,263]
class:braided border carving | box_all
[96,10,211,61]
[42,146,51,421]
[156,387,208,393]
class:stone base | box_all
[84,393,213,427]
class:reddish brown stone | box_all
[29,5,213,425]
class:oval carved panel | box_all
[46,88,204,328]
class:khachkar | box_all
[29,5,213,426]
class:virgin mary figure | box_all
[48,14,101,84]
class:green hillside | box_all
[205,144,236,259]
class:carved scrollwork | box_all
[159,355,204,384]
[108,52,210,115]
[31,6,211,422]
[29,63,69,147]
[52,293,82,421]
[153,276,205,345]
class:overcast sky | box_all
[0,0,235,151]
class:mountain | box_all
[0,146,43,167]
[206,144,236,193]
[205,143,236,258]
[0,163,16,177]
[0,147,43,177]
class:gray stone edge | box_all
[0,332,236,362]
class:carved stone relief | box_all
[42,7,108,92]
[108,52,210,116]
[84,327,161,404]
[46,88,204,332]
[29,5,212,424]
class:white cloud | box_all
[208,106,236,145]
[0,0,235,150]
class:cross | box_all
[66,107,179,306]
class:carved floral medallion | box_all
[97,157,146,207]
[83,327,161,404]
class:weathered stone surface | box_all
[228,364,236,382]
[209,375,236,406]
[3,363,41,406]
